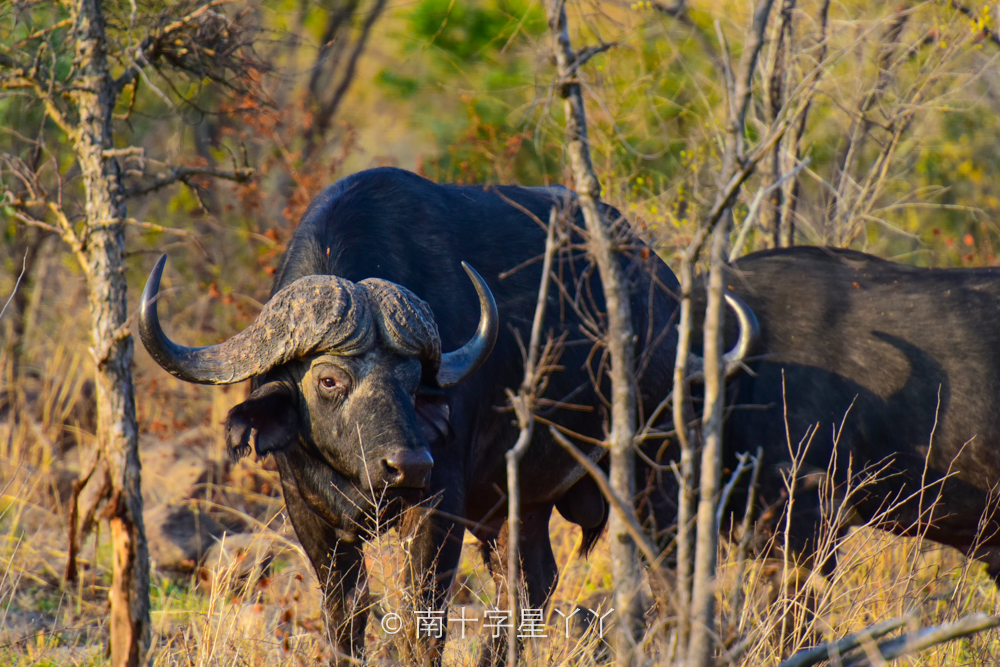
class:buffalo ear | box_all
[415,391,453,445]
[225,381,300,461]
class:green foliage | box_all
[408,0,546,63]
[376,69,420,98]
[417,93,559,184]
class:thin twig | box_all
[550,426,675,606]
[125,165,254,197]
[715,451,752,529]
[120,218,195,237]
[0,252,28,323]
[731,446,763,624]
[505,206,561,667]
[730,158,810,261]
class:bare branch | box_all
[681,118,791,263]
[157,0,236,39]
[729,0,777,160]
[124,165,254,198]
[949,0,1000,49]
[778,613,1000,667]
[304,0,389,156]
[715,450,753,529]
[8,209,61,236]
[671,250,697,647]
[8,18,74,52]
[550,426,673,600]
[545,0,643,655]
[781,0,831,246]
[777,615,915,667]
[730,446,763,624]
[685,3,775,664]
[103,147,144,159]
[647,0,718,59]
[730,157,810,261]
[121,218,195,238]
[0,252,28,323]
[117,0,260,96]
[571,41,615,75]
[0,69,79,137]
[829,5,913,243]
[763,0,796,246]
[846,614,1000,667]
[47,202,84,248]
[33,201,91,281]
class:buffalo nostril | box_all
[382,449,434,488]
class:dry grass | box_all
[2,265,1000,666]
[3,465,1000,667]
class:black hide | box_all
[704,246,1000,577]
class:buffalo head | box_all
[138,255,497,501]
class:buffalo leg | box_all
[477,506,559,667]
[280,481,368,664]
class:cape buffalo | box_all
[138,167,756,662]
[707,246,1000,579]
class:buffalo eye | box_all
[316,366,351,401]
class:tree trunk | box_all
[671,254,697,650]
[686,223,728,666]
[766,0,795,248]
[72,1,150,665]
[544,2,642,662]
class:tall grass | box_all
[2,267,1000,666]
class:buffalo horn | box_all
[687,292,760,382]
[436,262,499,387]
[361,278,442,363]
[721,292,758,374]
[139,255,373,385]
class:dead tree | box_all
[543,1,645,662]
[539,2,819,663]
[741,2,988,252]
[722,0,830,252]
[0,2,256,664]
[776,0,830,248]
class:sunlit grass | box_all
[2,286,1000,666]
